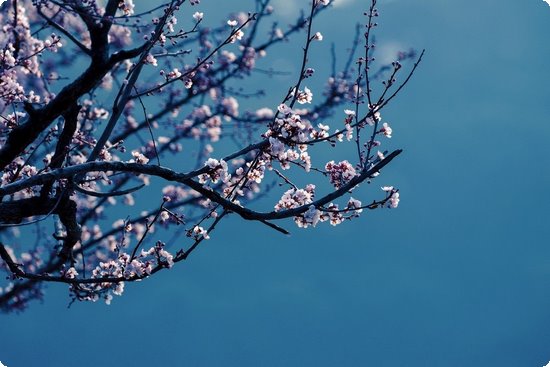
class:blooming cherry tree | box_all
[0,0,423,311]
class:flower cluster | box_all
[294,197,364,229]
[264,103,330,148]
[0,5,62,107]
[295,205,322,228]
[321,203,344,226]
[296,87,313,104]
[382,186,400,208]
[74,241,174,305]
[118,0,135,16]
[199,158,230,184]
[274,184,316,211]
[325,160,357,189]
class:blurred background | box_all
[1,0,550,366]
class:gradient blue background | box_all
[2,0,550,366]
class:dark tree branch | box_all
[40,102,81,198]
[56,196,81,263]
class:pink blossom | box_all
[381,122,392,138]
[296,87,313,104]
[145,54,158,66]
[275,186,316,211]
[325,160,357,189]
[347,197,363,214]
[130,151,149,164]
[296,205,321,228]
[389,192,400,208]
[229,30,244,43]
[118,0,135,15]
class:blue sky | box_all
[2,0,550,366]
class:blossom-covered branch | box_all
[0,0,423,311]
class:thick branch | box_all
[40,103,80,198]
[0,197,59,224]
[0,161,211,197]
[0,149,401,225]
[0,243,25,276]
[56,196,81,262]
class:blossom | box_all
[278,103,292,115]
[389,192,400,208]
[220,50,237,65]
[295,205,321,228]
[221,96,239,117]
[160,211,170,222]
[275,185,316,211]
[310,123,330,139]
[199,158,230,184]
[269,137,285,158]
[313,32,323,41]
[62,267,78,279]
[366,111,382,126]
[166,68,182,80]
[345,121,353,141]
[130,151,149,164]
[347,197,363,214]
[296,87,313,104]
[118,0,135,15]
[256,107,274,118]
[145,53,158,66]
[274,28,284,39]
[193,226,210,239]
[325,160,357,189]
[381,186,399,208]
[344,109,356,116]
[229,30,244,43]
[381,122,392,138]
[166,16,178,33]
[227,19,238,27]
[321,203,344,226]
[193,12,204,21]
